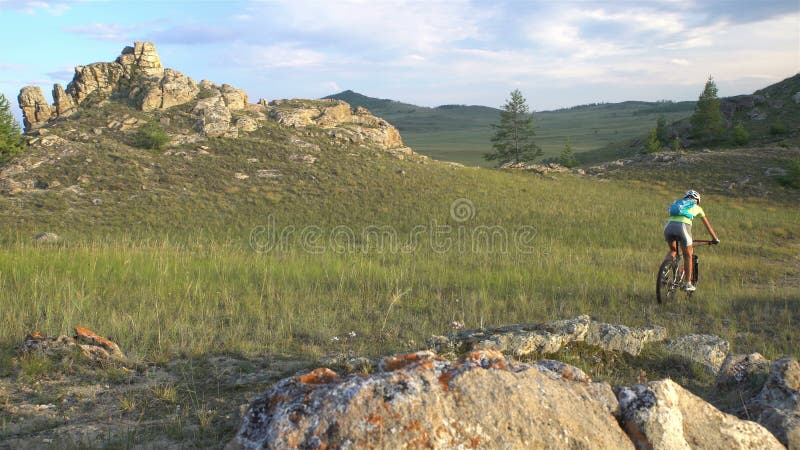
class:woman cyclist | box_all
[663,190,720,291]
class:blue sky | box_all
[1,0,798,122]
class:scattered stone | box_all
[288,153,317,164]
[765,167,788,177]
[92,128,103,135]
[234,172,249,180]
[434,315,667,357]
[229,350,633,449]
[18,327,125,362]
[747,358,800,448]
[246,158,258,163]
[717,353,771,387]
[501,162,571,174]
[34,232,60,243]
[92,198,102,206]
[618,379,783,449]
[662,334,730,374]
[256,169,281,178]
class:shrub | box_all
[732,122,749,145]
[777,159,800,188]
[644,128,662,154]
[133,120,170,150]
[770,123,787,135]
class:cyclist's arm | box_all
[700,216,719,241]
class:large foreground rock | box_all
[228,350,632,449]
[661,334,730,374]
[619,379,783,449]
[748,358,800,448]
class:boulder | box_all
[585,321,667,356]
[193,94,232,137]
[748,358,800,448]
[618,379,783,449]
[34,232,60,243]
[661,334,730,374]
[52,84,77,118]
[116,41,164,78]
[229,350,633,449]
[793,92,800,104]
[17,86,53,131]
[716,353,771,387]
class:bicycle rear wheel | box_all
[656,258,680,304]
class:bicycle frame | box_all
[657,239,715,303]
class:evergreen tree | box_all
[559,138,577,168]
[732,122,749,145]
[645,128,662,153]
[484,89,542,165]
[655,114,668,144]
[690,76,724,140]
[672,136,682,153]
[0,93,24,163]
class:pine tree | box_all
[645,128,662,153]
[484,89,542,165]
[690,76,724,141]
[0,93,24,163]
[655,114,668,144]
[559,138,577,168]
[732,122,749,145]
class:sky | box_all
[1,0,798,122]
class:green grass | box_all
[0,99,797,366]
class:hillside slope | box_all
[326,91,695,166]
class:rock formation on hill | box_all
[16,42,411,154]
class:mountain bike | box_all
[656,239,715,304]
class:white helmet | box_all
[684,190,701,202]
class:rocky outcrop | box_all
[267,99,405,150]
[431,315,667,357]
[229,350,633,449]
[66,61,125,105]
[17,86,53,131]
[618,379,783,449]
[717,353,771,387]
[747,358,800,448]
[52,84,77,118]
[193,95,233,138]
[140,68,200,111]
[116,41,163,78]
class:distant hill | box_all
[325,91,695,166]
[578,74,800,164]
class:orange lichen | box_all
[404,421,433,449]
[438,370,455,391]
[469,437,481,449]
[464,349,505,365]
[28,331,43,340]
[73,326,118,352]
[382,352,432,372]
[298,367,339,385]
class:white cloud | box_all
[671,58,690,66]
[241,43,328,69]
[62,22,138,41]
[322,81,340,92]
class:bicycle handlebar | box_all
[693,239,717,245]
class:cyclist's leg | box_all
[681,244,694,282]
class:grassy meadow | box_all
[1,162,797,364]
